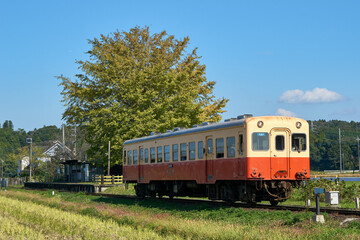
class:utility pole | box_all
[107,141,111,176]
[339,128,342,173]
[72,125,77,159]
[62,124,65,162]
[26,138,32,181]
[357,136,360,173]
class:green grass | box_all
[2,187,360,239]
[103,183,136,195]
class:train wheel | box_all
[135,185,146,199]
[270,199,279,206]
[150,192,156,198]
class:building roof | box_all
[43,140,74,158]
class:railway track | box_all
[90,192,360,216]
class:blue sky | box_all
[0,1,359,131]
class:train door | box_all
[138,146,144,183]
[238,132,245,176]
[206,136,214,182]
[270,128,290,179]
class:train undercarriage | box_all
[134,180,300,206]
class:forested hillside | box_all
[0,121,61,177]
[309,120,360,171]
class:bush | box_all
[293,178,360,203]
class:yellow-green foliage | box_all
[58,26,228,164]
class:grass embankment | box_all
[2,187,360,239]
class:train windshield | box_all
[252,132,269,151]
[292,134,306,151]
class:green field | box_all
[1,187,360,239]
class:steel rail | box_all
[90,192,360,216]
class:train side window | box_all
[144,148,149,163]
[198,141,204,159]
[133,149,138,165]
[172,144,179,161]
[164,145,170,162]
[292,134,306,151]
[150,147,156,163]
[207,138,213,154]
[216,138,224,158]
[180,143,187,161]
[276,136,285,151]
[227,136,235,158]
[157,146,163,163]
[123,150,127,165]
[252,132,269,151]
[140,148,143,162]
[189,142,196,160]
[239,134,244,155]
[127,150,132,165]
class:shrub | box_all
[293,178,360,203]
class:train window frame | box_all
[198,141,204,159]
[140,148,144,162]
[227,136,235,158]
[127,150,132,165]
[150,147,156,163]
[252,132,269,151]
[275,135,285,151]
[239,134,244,156]
[189,141,196,160]
[216,138,224,158]
[180,143,187,161]
[207,138,213,154]
[164,145,170,162]
[292,133,307,152]
[144,148,149,163]
[133,149,138,165]
[172,144,179,161]
[123,150,127,165]
[157,146,163,163]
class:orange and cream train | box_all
[123,115,310,205]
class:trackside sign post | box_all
[312,187,325,223]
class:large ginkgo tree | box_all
[58,26,228,165]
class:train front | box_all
[245,116,310,204]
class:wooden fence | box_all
[90,175,123,185]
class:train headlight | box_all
[296,122,302,129]
[257,121,264,128]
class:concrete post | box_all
[356,198,359,209]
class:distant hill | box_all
[309,120,360,171]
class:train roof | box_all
[123,115,306,145]
[124,117,248,145]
